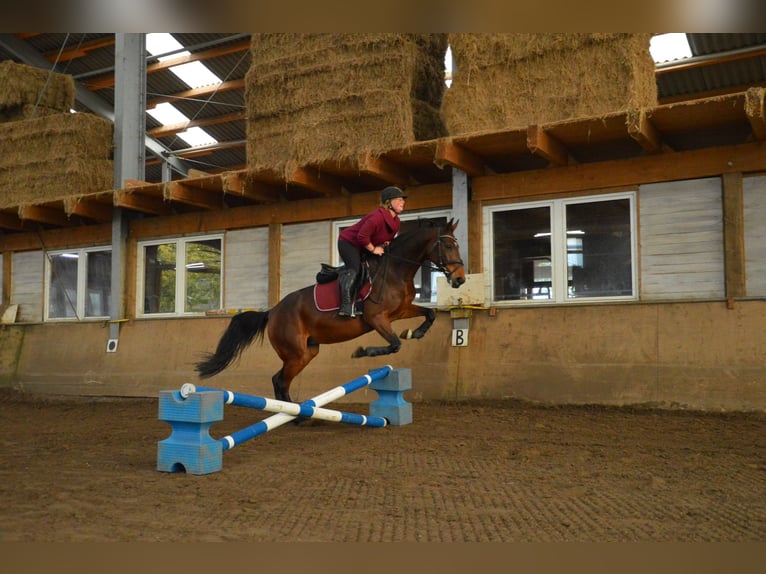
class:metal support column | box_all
[452,167,470,273]
[108,34,146,351]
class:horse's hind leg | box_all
[271,338,320,403]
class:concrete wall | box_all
[1,299,764,412]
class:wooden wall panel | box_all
[280,221,331,298]
[11,251,44,322]
[640,177,724,299]
[744,174,766,295]
[224,227,269,310]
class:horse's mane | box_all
[387,219,442,252]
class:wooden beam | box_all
[0,224,111,253]
[147,110,245,138]
[526,125,570,167]
[434,140,485,177]
[85,38,250,91]
[472,140,766,201]
[722,172,746,298]
[223,172,279,203]
[44,35,114,63]
[146,79,245,108]
[268,222,281,307]
[165,181,222,210]
[288,166,343,196]
[114,189,173,216]
[358,152,412,187]
[64,196,113,222]
[745,87,766,141]
[626,109,671,154]
[0,210,25,231]
[18,204,70,227]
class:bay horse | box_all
[195,218,466,403]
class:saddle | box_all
[313,263,371,313]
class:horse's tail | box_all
[195,310,269,379]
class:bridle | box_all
[429,233,465,281]
[367,228,464,304]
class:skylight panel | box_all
[177,126,217,147]
[169,61,222,89]
[650,33,692,64]
[146,33,188,61]
[146,102,189,125]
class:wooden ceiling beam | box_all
[44,35,115,63]
[18,204,70,227]
[64,196,114,222]
[146,79,245,108]
[114,189,173,216]
[166,181,223,210]
[148,110,245,139]
[0,210,25,231]
[526,125,571,167]
[223,172,279,203]
[288,166,343,196]
[627,109,672,154]
[745,87,766,141]
[358,152,413,187]
[434,141,486,177]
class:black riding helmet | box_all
[381,186,408,203]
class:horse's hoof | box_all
[401,328,414,340]
[351,346,365,358]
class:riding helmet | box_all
[381,186,408,203]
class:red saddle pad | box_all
[313,279,372,312]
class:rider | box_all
[336,186,407,317]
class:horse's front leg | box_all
[351,316,402,358]
[398,305,435,341]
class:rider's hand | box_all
[371,246,384,256]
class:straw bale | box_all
[0,112,114,207]
[442,33,656,135]
[0,112,113,165]
[0,158,113,208]
[0,104,63,123]
[0,60,75,113]
[246,33,447,175]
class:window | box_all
[138,235,222,316]
[333,210,452,304]
[45,247,111,320]
[487,193,636,303]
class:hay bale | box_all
[442,33,657,135]
[0,112,113,207]
[0,60,75,114]
[246,33,447,175]
[0,104,63,123]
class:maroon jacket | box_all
[339,207,401,249]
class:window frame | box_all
[485,191,638,305]
[44,246,112,322]
[136,233,224,318]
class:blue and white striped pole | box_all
[181,365,392,451]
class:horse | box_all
[195,218,466,403]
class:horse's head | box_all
[429,219,466,288]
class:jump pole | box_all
[188,364,392,450]
[157,365,411,475]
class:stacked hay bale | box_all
[0,61,113,209]
[442,33,657,135]
[0,60,74,121]
[245,33,447,176]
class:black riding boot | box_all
[337,269,357,317]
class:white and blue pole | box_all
[181,365,392,451]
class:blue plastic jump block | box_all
[157,389,224,475]
[369,368,412,426]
